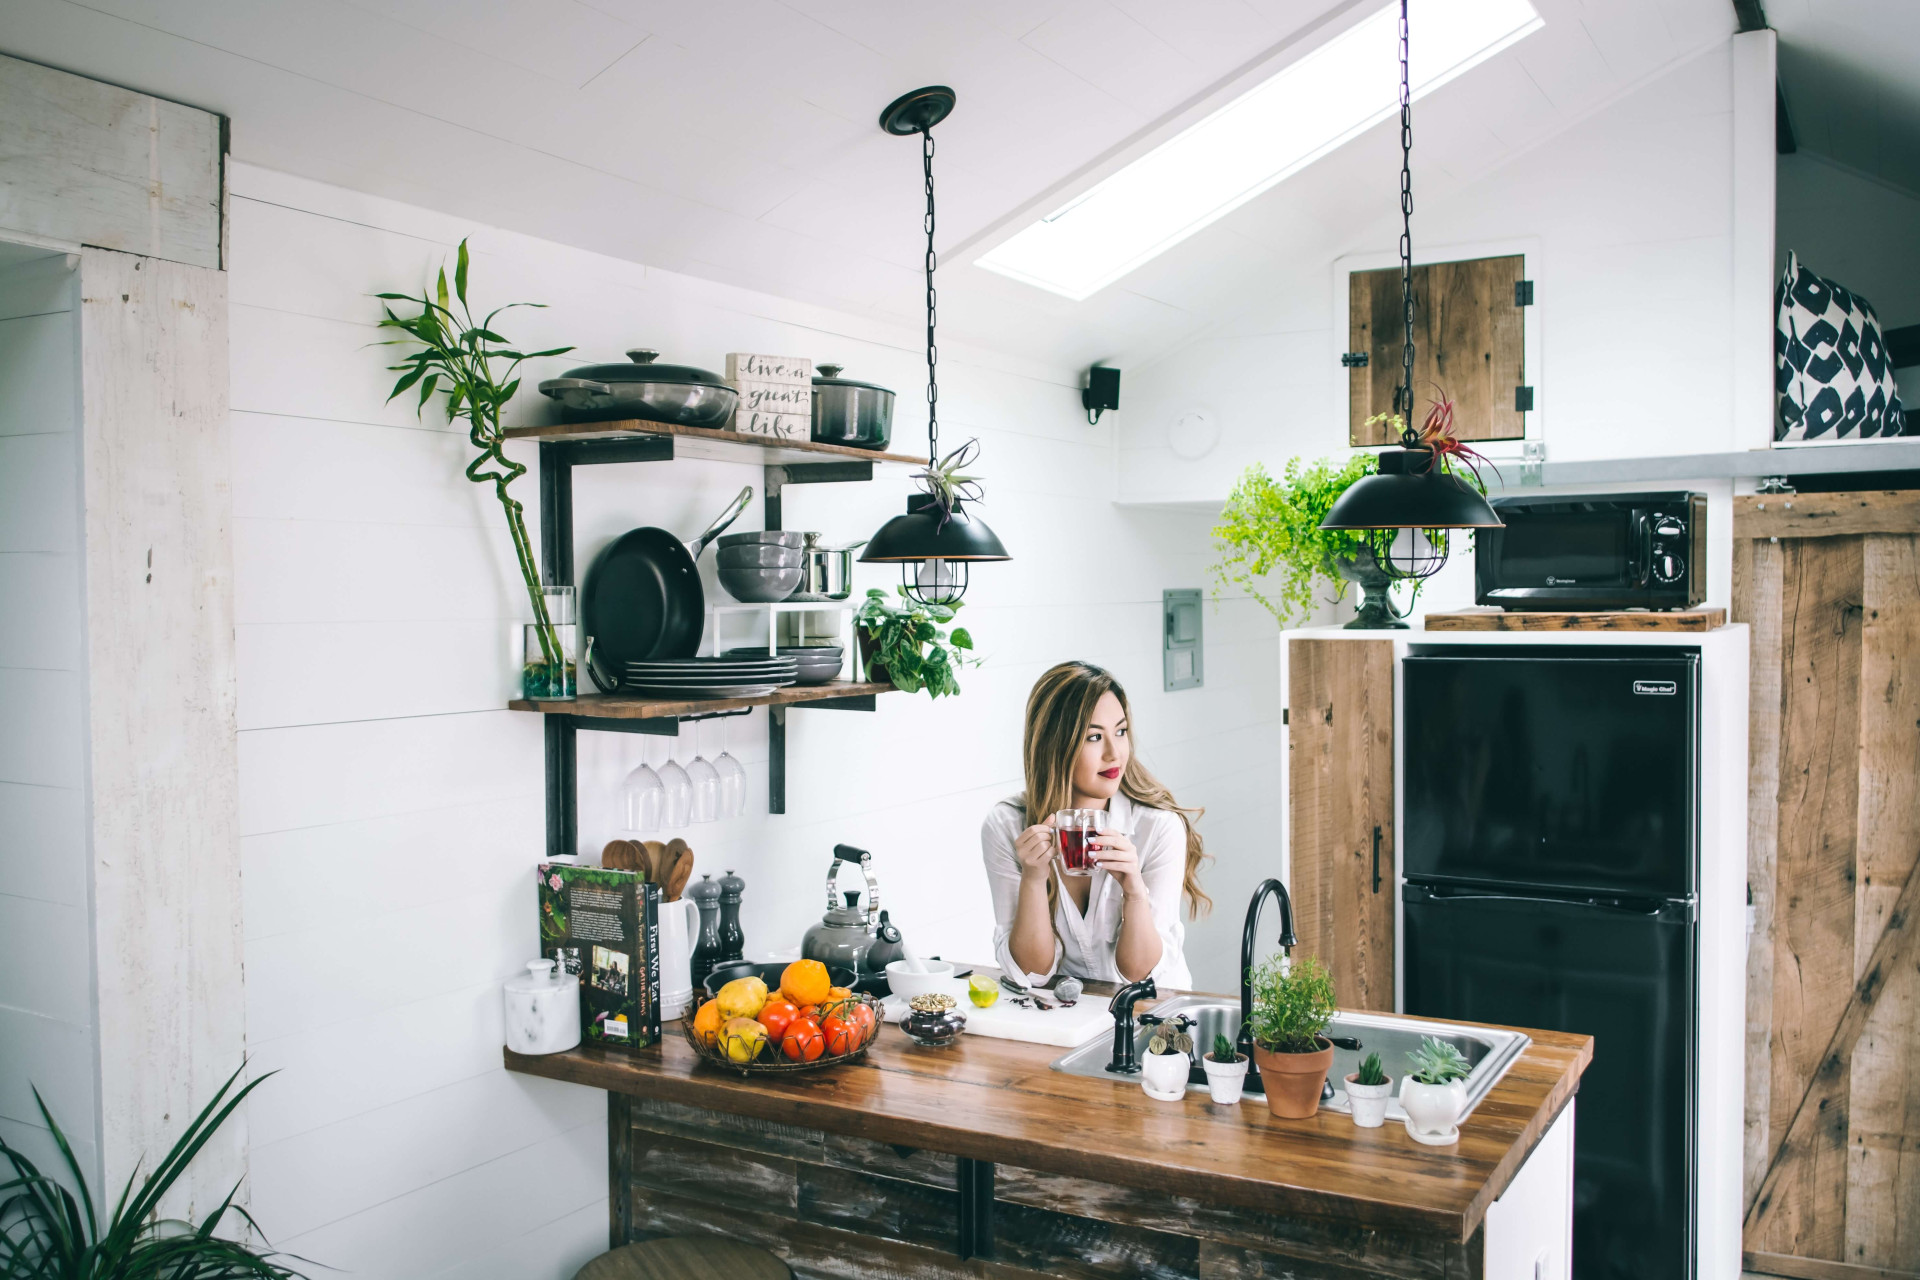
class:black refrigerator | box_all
[1401,646,1699,1280]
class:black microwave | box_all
[1474,491,1706,611]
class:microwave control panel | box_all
[1649,508,1688,584]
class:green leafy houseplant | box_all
[1211,455,1378,627]
[1145,1016,1194,1057]
[1354,1051,1389,1087]
[0,1065,306,1279]
[1247,954,1337,1055]
[376,240,575,693]
[1407,1035,1472,1086]
[853,588,976,699]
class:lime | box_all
[968,974,1001,1008]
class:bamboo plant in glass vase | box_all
[376,240,577,699]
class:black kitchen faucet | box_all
[1239,878,1297,1064]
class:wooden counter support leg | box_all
[955,1157,994,1260]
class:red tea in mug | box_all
[1058,827,1097,874]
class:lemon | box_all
[968,974,1001,1009]
[716,976,769,1020]
[719,1016,769,1064]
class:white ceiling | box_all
[4,0,1735,367]
[1769,0,1920,197]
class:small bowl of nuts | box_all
[901,993,966,1048]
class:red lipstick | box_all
[1099,767,1122,779]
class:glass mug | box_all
[1051,809,1109,878]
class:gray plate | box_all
[624,682,791,698]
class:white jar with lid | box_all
[503,959,580,1055]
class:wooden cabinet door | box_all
[1735,492,1920,1278]
[1287,638,1395,1012]
[1350,254,1526,445]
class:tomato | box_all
[821,1009,859,1056]
[780,1016,825,1062]
[757,996,800,1041]
[847,1001,878,1045]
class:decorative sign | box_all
[726,353,812,384]
[725,353,814,440]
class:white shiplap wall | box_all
[0,249,98,1191]
[227,162,1281,1280]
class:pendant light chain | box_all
[1396,0,1417,447]
[922,127,940,468]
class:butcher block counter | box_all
[505,990,1591,1280]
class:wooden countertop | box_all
[505,995,1591,1244]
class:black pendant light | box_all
[1318,0,1502,581]
[860,85,1011,607]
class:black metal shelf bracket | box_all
[535,434,881,858]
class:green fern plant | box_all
[1211,455,1379,626]
[0,1065,307,1279]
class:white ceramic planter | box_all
[1401,1077,1467,1145]
[1201,1053,1248,1104]
[1343,1073,1394,1128]
[1140,1050,1191,1101]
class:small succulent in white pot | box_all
[1140,1016,1194,1102]
[1344,1051,1394,1128]
[1202,1031,1249,1105]
[1401,1036,1472,1144]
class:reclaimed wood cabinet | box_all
[1349,254,1527,446]
[1287,637,1396,1011]
[1734,490,1920,1279]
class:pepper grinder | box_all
[688,874,723,985]
[716,868,746,965]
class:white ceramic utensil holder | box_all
[503,959,581,1055]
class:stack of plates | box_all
[623,655,799,698]
[724,646,844,686]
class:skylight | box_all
[974,0,1544,301]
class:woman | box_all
[981,661,1209,989]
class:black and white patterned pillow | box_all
[1776,250,1907,441]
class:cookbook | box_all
[536,862,661,1051]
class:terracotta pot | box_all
[1252,1037,1334,1119]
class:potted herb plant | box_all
[1401,1034,1473,1145]
[1202,1031,1248,1105]
[1211,454,1407,629]
[1344,1051,1394,1128]
[376,241,577,700]
[1139,1014,1195,1102]
[1246,953,1338,1119]
[853,587,976,699]
[0,1065,309,1277]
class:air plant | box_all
[912,438,986,529]
[1366,388,1502,493]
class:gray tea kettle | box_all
[800,844,906,980]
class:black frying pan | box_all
[583,487,752,687]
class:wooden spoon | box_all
[640,840,668,884]
[663,838,695,902]
[600,839,642,873]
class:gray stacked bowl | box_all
[715,531,804,602]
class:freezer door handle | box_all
[1405,884,1688,919]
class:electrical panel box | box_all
[1163,589,1203,691]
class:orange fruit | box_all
[691,999,723,1048]
[826,985,854,1002]
[757,996,800,1041]
[781,1015,825,1062]
[780,959,832,1008]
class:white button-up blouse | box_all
[980,791,1193,991]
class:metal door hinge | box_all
[1515,280,1535,306]
[1521,440,1546,486]
[1340,351,1369,368]
[1515,386,1535,412]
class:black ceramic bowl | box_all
[701,961,858,1001]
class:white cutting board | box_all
[888,978,1110,1049]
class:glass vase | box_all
[522,586,577,700]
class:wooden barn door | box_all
[1735,492,1920,1279]
[1287,638,1395,1012]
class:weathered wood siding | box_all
[0,53,223,268]
[1734,493,1920,1275]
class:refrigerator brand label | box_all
[1632,680,1678,696]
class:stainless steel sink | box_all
[1049,997,1529,1122]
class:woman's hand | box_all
[1013,824,1055,881]
[1091,831,1147,897]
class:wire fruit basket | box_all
[681,992,884,1075]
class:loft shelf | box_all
[509,680,893,724]
[505,418,925,469]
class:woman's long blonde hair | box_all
[1020,661,1211,917]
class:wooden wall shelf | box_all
[1424,607,1727,632]
[509,681,894,723]
[504,418,925,468]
